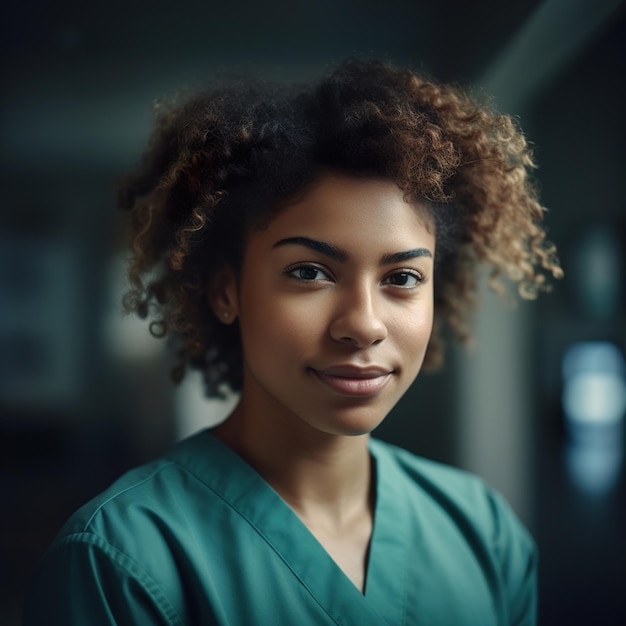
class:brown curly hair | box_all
[118,59,562,397]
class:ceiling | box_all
[0,1,623,176]
[0,1,545,168]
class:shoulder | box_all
[370,438,537,574]
[56,455,186,539]
[24,431,225,625]
[371,438,538,623]
[52,430,224,548]
[371,438,489,501]
[371,437,528,532]
[47,430,226,579]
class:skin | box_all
[210,174,435,591]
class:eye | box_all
[285,264,332,282]
[382,271,422,287]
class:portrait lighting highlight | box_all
[562,341,626,495]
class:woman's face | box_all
[219,174,435,438]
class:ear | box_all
[208,266,239,324]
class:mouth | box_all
[309,365,393,397]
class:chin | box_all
[311,405,391,438]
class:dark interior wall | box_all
[528,15,626,625]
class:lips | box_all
[310,365,393,397]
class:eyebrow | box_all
[272,236,432,264]
[380,248,433,264]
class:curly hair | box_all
[118,59,562,396]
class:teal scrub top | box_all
[23,430,537,625]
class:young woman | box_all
[24,60,562,625]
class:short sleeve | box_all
[489,490,538,626]
[23,533,185,626]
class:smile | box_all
[309,366,393,397]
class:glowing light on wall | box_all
[562,341,626,495]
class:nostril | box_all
[339,336,358,345]
[337,334,385,347]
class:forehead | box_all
[251,174,435,250]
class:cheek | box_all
[239,290,323,360]
[394,302,434,339]
[389,303,434,371]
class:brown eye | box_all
[298,267,321,280]
[286,264,332,281]
[382,271,421,287]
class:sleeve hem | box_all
[50,532,185,626]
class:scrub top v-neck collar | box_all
[170,429,410,626]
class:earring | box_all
[223,312,230,319]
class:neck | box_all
[213,399,373,528]
[214,393,376,593]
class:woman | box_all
[24,60,562,625]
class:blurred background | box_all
[1,0,625,623]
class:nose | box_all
[329,282,388,348]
